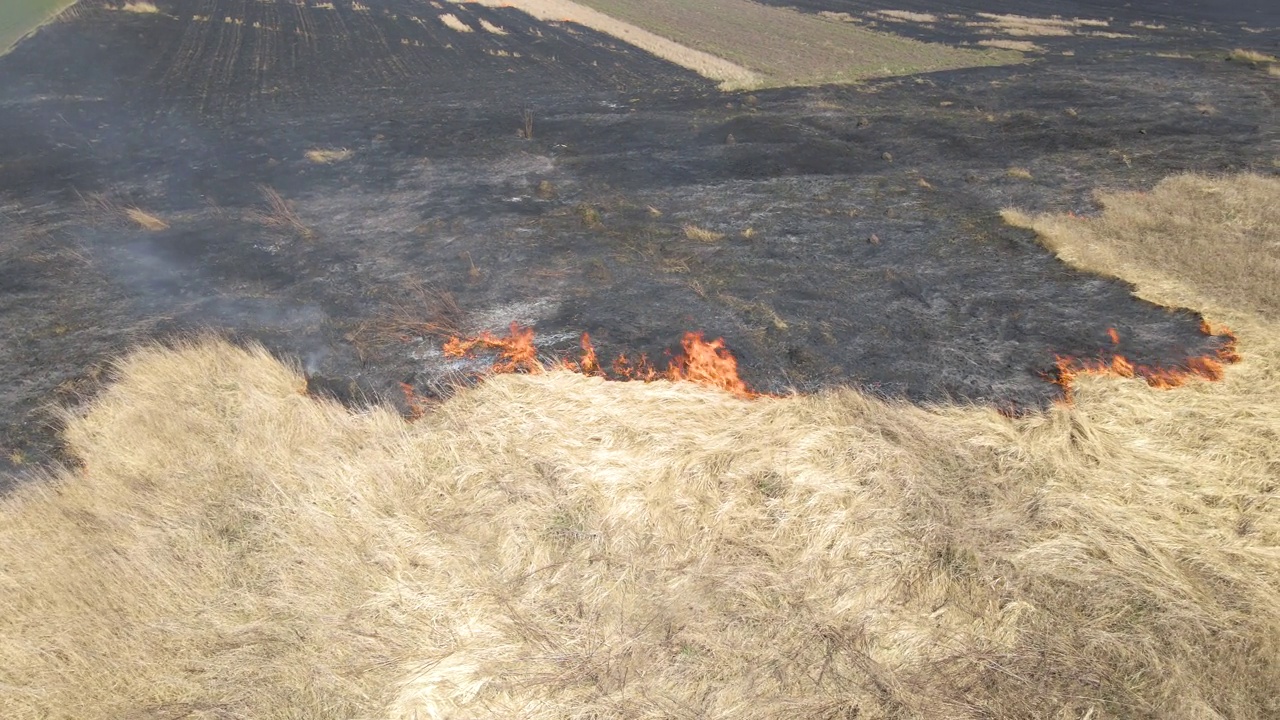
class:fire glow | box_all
[440,323,760,399]
[404,320,1238,414]
[1050,321,1240,401]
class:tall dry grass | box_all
[1,174,1278,719]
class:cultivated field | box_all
[2,173,1278,718]
[0,0,77,54]
[484,0,1017,87]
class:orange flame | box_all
[443,324,761,399]
[1050,323,1239,402]
[667,332,753,398]
[443,322,541,374]
[400,382,431,420]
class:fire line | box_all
[442,323,761,399]
[429,320,1239,410]
[1048,321,1239,402]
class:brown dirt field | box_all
[464,0,1017,88]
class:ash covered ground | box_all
[1,0,1276,478]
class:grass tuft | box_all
[305,148,353,164]
[124,207,169,230]
[478,18,507,35]
[683,224,726,242]
[249,185,314,238]
[1228,48,1277,64]
[438,13,472,33]
[979,39,1043,52]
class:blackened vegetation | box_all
[761,0,1279,49]
[1,0,1276,477]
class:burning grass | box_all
[443,324,759,399]
[3,174,1279,719]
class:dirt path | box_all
[453,0,762,88]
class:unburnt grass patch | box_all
[968,12,1111,37]
[1228,48,1277,64]
[80,193,170,231]
[980,38,1045,53]
[682,223,724,242]
[305,148,353,164]
[247,185,314,238]
[116,2,160,12]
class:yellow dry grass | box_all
[438,13,472,33]
[478,18,507,35]
[304,148,354,164]
[124,207,169,231]
[979,38,1045,53]
[969,12,1108,37]
[683,223,725,242]
[1228,48,1277,64]
[118,1,160,13]
[2,174,1279,719]
[872,10,938,24]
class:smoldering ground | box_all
[0,0,1276,478]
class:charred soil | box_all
[1,0,1276,478]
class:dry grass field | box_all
[1,173,1278,718]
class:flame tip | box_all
[441,323,761,398]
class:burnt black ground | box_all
[1,0,1277,482]
[765,0,1279,48]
